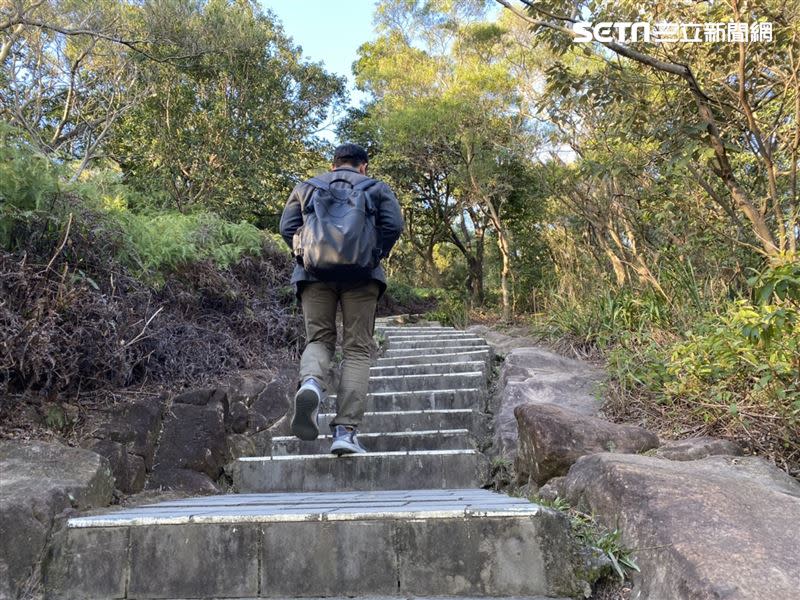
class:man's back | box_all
[279,165,403,297]
[278,143,403,454]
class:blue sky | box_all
[259,0,378,127]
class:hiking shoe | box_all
[330,425,367,456]
[291,377,323,441]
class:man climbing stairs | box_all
[44,319,586,599]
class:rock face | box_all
[560,453,800,600]
[515,402,659,486]
[147,388,229,492]
[248,378,292,430]
[467,324,542,355]
[98,370,292,495]
[492,346,603,460]
[0,441,114,599]
[654,435,743,461]
[84,395,163,494]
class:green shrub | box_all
[1,129,268,277]
[118,211,264,274]
[605,260,800,469]
[425,289,469,328]
[385,281,423,307]
[542,288,671,354]
[0,125,62,249]
[664,300,798,412]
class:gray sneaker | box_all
[291,378,322,441]
[330,425,367,456]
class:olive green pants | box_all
[299,280,379,427]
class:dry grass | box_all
[0,213,302,435]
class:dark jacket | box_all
[279,166,404,297]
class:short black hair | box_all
[333,143,368,167]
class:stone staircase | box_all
[43,318,584,599]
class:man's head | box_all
[332,143,368,175]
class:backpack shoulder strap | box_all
[353,178,379,192]
[306,177,330,191]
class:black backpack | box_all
[292,176,381,280]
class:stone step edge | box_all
[384,345,492,354]
[369,371,484,381]
[369,360,484,371]
[375,351,491,364]
[384,332,477,337]
[272,429,470,443]
[239,449,479,462]
[378,345,491,360]
[385,333,481,339]
[68,489,536,529]
[329,387,482,400]
[67,506,538,528]
[377,326,458,330]
[388,338,486,346]
[319,408,475,417]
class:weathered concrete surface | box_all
[515,403,659,486]
[376,348,491,367]
[131,523,260,598]
[0,441,113,600]
[43,526,128,599]
[654,435,743,461]
[492,346,603,460]
[45,490,591,599]
[368,371,486,393]
[234,450,487,493]
[369,360,485,377]
[326,388,484,412]
[318,408,482,434]
[384,345,492,359]
[271,428,472,455]
[560,453,800,600]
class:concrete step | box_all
[388,337,487,350]
[370,360,485,377]
[46,489,582,599]
[271,428,473,455]
[379,327,460,335]
[376,348,492,366]
[385,333,481,342]
[375,317,441,327]
[326,387,483,412]
[319,408,482,432]
[234,449,487,493]
[384,344,492,359]
[368,371,485,393]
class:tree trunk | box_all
[496,227,512,321]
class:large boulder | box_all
[560,453,800,600]
[654,435,743,461]
[467,324,542,355]
[0,441,114,599]
[515,402,659,486]
[492,347,603,460]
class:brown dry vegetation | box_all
[0,208,303,438]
